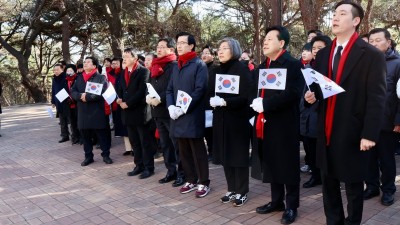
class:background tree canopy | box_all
[0,0,399,105]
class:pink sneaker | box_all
[195,184,210,198]
[180,182,197,194]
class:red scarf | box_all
[301,58,310,66]
[83,69,97,82]
[151,54,177,78]
[178,51,197,69]
[124,61,139,87]
[106,66,112,74]
[325,32,359,146]
[256,50,286,139]
[65,74,77,108]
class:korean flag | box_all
[215,74,240,94]
[258,69,287,90]
[85,81,103,95]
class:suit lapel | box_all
[340,39,365,85]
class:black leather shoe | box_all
[127,167,144,176]
[281,209,297,224]
[303,178,322,188]
[81,158,94,166]
[123,151,132,156]
[172,177,185,187]
[363,189,379,200]
[72,139,80,145]
[381,192,394,206]
[139,170,154,179]
[59,137,70,143]
[103,156,113,164]
[256,202,285,214]
[159,173,177,184]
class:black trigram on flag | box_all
[231,86,236,91]
[325,85,332,91]
[262,71,267,77]
[261,81,266,86]
[218,77,224,82]
[232,78,236,83]
[276,81,281,86]
[180,93,184,97]
[277,71,282,77]
[218,85,223,90]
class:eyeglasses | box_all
[176,41,188,46]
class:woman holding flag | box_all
[250,26,304,224]
[207,37,251,207]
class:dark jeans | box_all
[366,131,397,194]
[322,173,364,225]
[270,183,300,209]
[127,123,156,172]
[223,166,249,195]
[178,138,209,185]
[303,136,321,180]
[81,128,110,159]
[59,111,69,138]
[154,118,178,176]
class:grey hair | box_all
[218,37,242,60]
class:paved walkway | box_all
[0,104,399,225]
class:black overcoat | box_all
[206,59,251,167]
[312,38,387,183]
[71,72,108,130]
[250,51,304,185]
[117,65,150,126]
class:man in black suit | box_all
[71,56,113,166]
[117,48,156,179]
[305,1,387,225]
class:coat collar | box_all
[338,38,366,85]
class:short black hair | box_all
[360,33,369,39]
[176,31,196,52]
[76,63,83,69]
[302,43,312,51]
[65,64,77,73]
[58,60,67,67]
[112,57,123,68]
[103,58,112,64]
[138,55,145,62]
[85,56,99,67]
[334,1,364,31]
[307,30,323,36]
[158,37,176,49]
[310,35,332,48]
[368,28,391,40]
[123,48,138,58]
[202,45,217,56]
[265,25,290,49]
[54,63,63,69]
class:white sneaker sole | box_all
[195,188,210,198]
[233,198,248,207]
[180,186,197,194]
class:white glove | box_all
[210,96,226,107]
[250,97,264,113]
[168,105,179,120]
[175,107,185,119]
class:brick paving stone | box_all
[1,104,400,224]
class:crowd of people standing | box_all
[49,1,400,224]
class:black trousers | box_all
[223,166,249,195]
[322,173,364,225]
[104,116,112,150]
[81,128,110,159]
[127,123,156,172]
[59,111,69,138]
[366,131,397,194]
[302,136,321,180]
[69,108,80,142]
[270,183,299,209]
[154,118,178,176]
[178,138,209,185]
[204,127,213,156]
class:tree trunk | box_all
[252,0,262,64]
[359,0,373,35]
[298,0,320,32]
[270,0,282,25]
[17,56,47,103]
[100,0,123,57]
[61,15,71,63]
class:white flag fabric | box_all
[146,83,161,100]
[176,90,192,114]
[301,68,345,99]
[46,107,55,118]
[205,110,213,128]
[55,88,69,103]
[102,82,117,105]
[85,81,104,95]
[258,69,287,90]
[215,74,240,94]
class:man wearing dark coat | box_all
[166,32,210,198]
[251,26,304,224]
[118,48,156,179]
[71,56,113,166]
[305,2,387,225]
[364,28,400,206]
[51,64,69,143]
